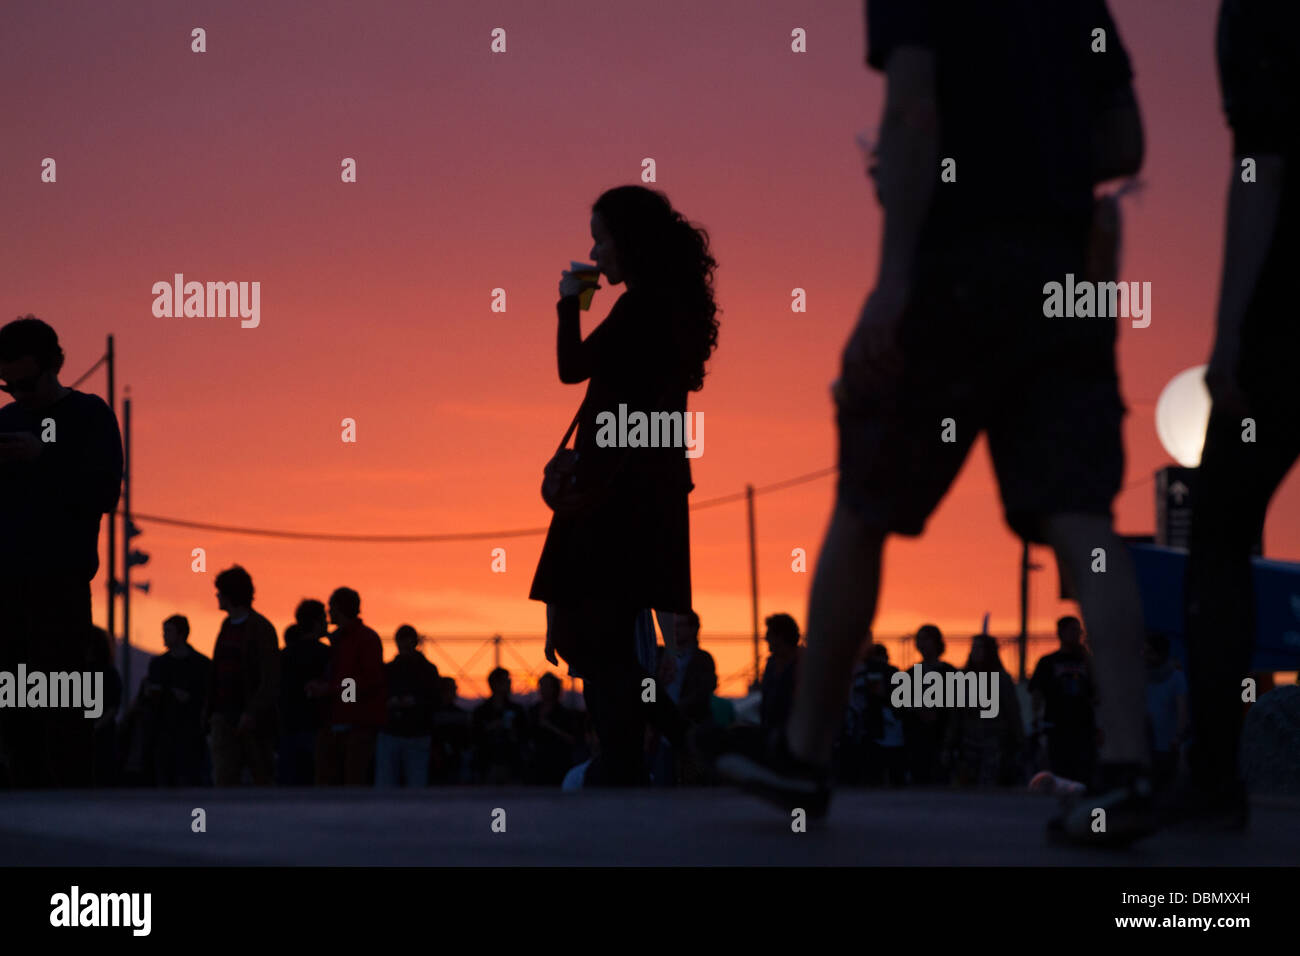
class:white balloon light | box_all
[1155,365,1212,467]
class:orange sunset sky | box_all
[3,0,1296,690]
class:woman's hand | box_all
[559,269,600,300]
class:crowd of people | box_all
[63,566,1194,795]
[108,567,575,788]
[836,619,1194,793]
[100,577,736,789]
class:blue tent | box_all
[1129,542,1300,671]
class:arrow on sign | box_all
[1170,480,1189,505]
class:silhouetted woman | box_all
[530,185,720,786]
[945,634,1025,787]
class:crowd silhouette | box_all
[2,554,1199,796]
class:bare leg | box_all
[1042,513,1148,768]
[786,501,887,766]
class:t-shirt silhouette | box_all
[0,389,122,580]
[865,0,1135,229]
[148,648,211,742]
[1030,647,1097,733]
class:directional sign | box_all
[1156,465,1196,549]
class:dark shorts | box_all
[837,228,1125,544]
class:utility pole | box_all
[746,484,760,688]
[117,392,151,695]
[121,395,132,691]
[1018,540,1029,682]
[106,335,116,644]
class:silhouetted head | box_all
[870,643,889,664]
[440,677,458,706]
[966,633,1003,673]
[1057,615,1083,649]
[538,672,561,704]
[395,624,419,654]
[328,587,361,626]
[764,613,801,656]
[295,599,328,639]
[487,667,511,700]
[915,624,944,662]
[0,316,65,409]
[590,186,720,391]
[162,614,190,650]
[215,565,254,614]
[1145,631,1171,667]
[675,610,701,651]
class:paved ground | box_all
[1,788,1295,866]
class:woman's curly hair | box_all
[592,186,720,392]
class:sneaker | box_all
[1046,766,1158,848]
[714,729,832,819]
[1028,770,1087,796]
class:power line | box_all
[128,513,548,543]
[122,464,1152,544]
[69,353,107,390]
[126,466,839,542]
[691,466,837,511]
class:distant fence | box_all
[395,632,1066,699]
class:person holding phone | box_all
[0,316,123,787]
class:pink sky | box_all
[2,0,1294,687]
